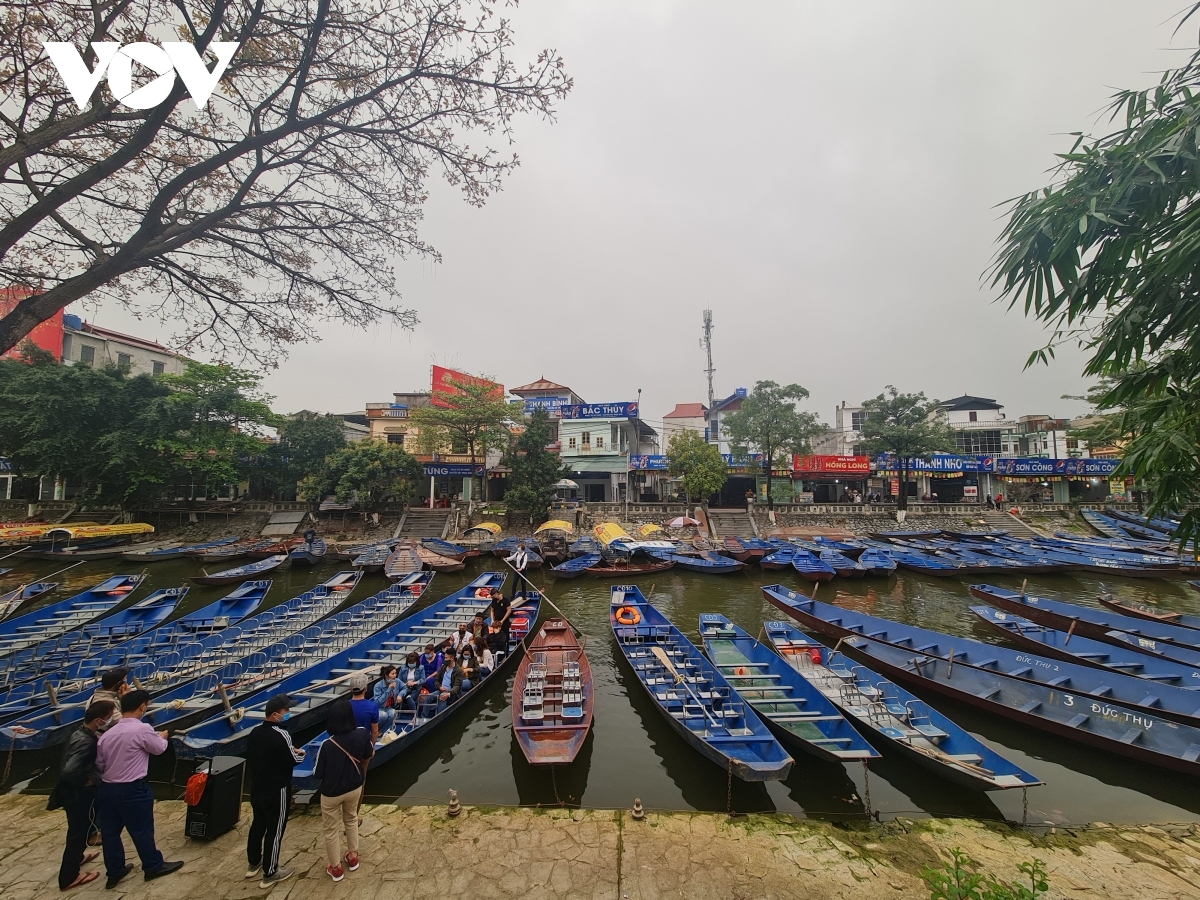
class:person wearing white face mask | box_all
[245,694,305,888]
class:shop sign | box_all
[963,485,978,499]
[993,457,1121,476]
[560,402,639,419]
[422,464,485,477]
[629,455,668,470]
[721,452,765,468]
[431,365,503,408]
[1110,479,1126,498]
[793,454,869,475]
[875,453,992,472]
[522,396,570,416]
[795,491,814,505]
[0,458,12,473]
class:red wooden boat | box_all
[384,542,422,581]
[1097,594,1200,629]
[244,538,301,560]
[722,536,754,562]
[584,559,674,577]
[416,545,466,572]
[512,619,593,765]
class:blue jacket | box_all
[373,677,400,709]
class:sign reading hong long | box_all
[793,455,870,475]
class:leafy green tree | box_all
[278,411,346,488]
[410,373,510,501]
[722,381,824,510]
[502,408,568,517]
[298,440,422,512]
[858,386,955,513]
[665,430,726,505]
[991,18,1200,543]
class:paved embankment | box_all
[5,796,1200,898]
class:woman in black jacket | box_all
[313,700,372,882]
[48,700,115,890]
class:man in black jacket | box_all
[48,700,115,890]
[245,695,305,888]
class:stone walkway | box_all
[5,795,1200,899]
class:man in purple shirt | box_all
[94,690,183,889]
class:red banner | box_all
[0,287,62,362]
[793,455,870,476]
[430,365,503,408]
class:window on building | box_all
[851,411,866,430]
[79,345,95,366]
[386,433,405,444]
[1066,437,1078,450]
[595,435,604,449]
[117,352,132,368]
[581,431,590,447]
[851,444,867,457]
[955,430,1002,454]
[568,437,576,450]
[968,411,978,422]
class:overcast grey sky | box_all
[85,0,1195,430]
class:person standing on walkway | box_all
[48,700,114,890]
[245,694,304,889]
[313,700,372,882]
[94,690,183,888]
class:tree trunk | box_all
[765,446,774,512]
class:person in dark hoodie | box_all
[313,700,372,882]
[48,700,115,890]
[245,694,305,888]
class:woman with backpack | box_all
[312,700,373,882]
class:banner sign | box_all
[875,454,992,472]
[560,402,639,419]
[0,457,15,473]
[522,396,570,416]
[431,365,503,409]
[629,455,668,470]
[423,464,485,477]
[994,457,1120,476]
[1,287,62,362]
[721,452,765,468]
[793,455,870,475]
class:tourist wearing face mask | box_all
[459,644,481,692]
[244,694,305,888]
[397,653,425,712]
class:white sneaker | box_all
[245,864,262,879]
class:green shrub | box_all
[920,849,1048,900]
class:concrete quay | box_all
[5,795,1200,899]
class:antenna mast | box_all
[700,309,716,407]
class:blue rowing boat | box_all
[548,553,600,578]
[174,573,505,760]
[2,573,410,750]
[568,536,601,557]
[859,540,959,577]
[121,536,238,562]
[0,575,144,656]
[192,555,288,586]
[698,615,877,763]
[610,585,792,781]
[289,538,327,566]
[760,546,795,570]
[420,538,469,561]
[290,581,540,790]
[763,587,1200,730]
[647,549,744,574]
[1082,509,1129,540]
[856,548,897,578]
[795,542,861,578]
[970,605,1200,689]
[494,536,541,557]
[0,581,58,620]
[350,545,391,572]
[834,629,1200,778]
[761,619,1038,791]
[791,550,836,583]
[0,587,187,690]
[970,584,1200,652]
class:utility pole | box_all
[701,309,715,408]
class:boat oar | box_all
[0,546,29,563]
[649,644,722,730]
[500,557,584,639]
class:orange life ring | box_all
[475,588,492,598]
[409,584,423,595]
[614,606,641,626]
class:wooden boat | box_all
[2,573,408,749]
[567,537,601,557]
[176,572,504,761]
[122,535,238,562]
[417,545,466,572]
[38,545,127,562]
[193,539,279,563]
[0,575,143,656]
[421,538,469,561]
[760,546,795,570]
[859,540,959,577]
[609,585,792,781]
[586,558,673,577]
[351,545,391,572]
[1096,595,1200,630]
[549,553,600,578]
[647,550,743,574]
[691,536,721,553]
[0,587,187,689]
[0,581,57,620]
[970,604,1200,688]
[815,547,863,578]
[765,586,1200,732]
[538,533,569,564]
[245,538,302,560]
[493,536,542,558]
[969,584,1200,652]
[512,618,593,765]
[384,542,422,581]
[1191,581,1200,593]
[722,536,754,562]
[856,548,897,577]
[191,555,287,586]
[790,550,835,583]
[289,537,327,566]
[290,579,539,790]
[760,619,1041,792]
[698,615,877,763]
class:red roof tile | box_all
[664,403,708,419]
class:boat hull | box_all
[513,619,593,766]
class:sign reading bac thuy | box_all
[559,402,639,419]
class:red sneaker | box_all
[344,852,360,871]
[326,865,344,883]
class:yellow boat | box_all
[463,521,502,536]
[534,519,575,534]
[637,523,664,537]
[593,522,632,546]
[0,522,154,542]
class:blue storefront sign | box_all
[522,397,570,415]
[0,457,12,473]
[994,457,1120,476]
[875,454,992,472]
[721,453,767,468]
[629,455,668,470]
[422,464,485,477]
[560,402,639,419]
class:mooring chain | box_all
[726,756,733,816]
[862,760,872,820]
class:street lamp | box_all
[626,388,642,521]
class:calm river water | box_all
[10,554,1200,825]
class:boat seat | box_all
[1136,694,1160,707]
[706,735,780,743]
[1017,699,1041,713]
[1183,744,1200,763]
[1065,713,1090,728]
[809,736,856,744]
[1119,728,1143,745]
[911,722,948,740]
[770,714,845,723]
[947,753,983,764]
[880,726,907,740]
[724,673,780,680]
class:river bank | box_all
[3,795,1200,899]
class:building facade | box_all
[61,315,187,376]
[661,403,708,442]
